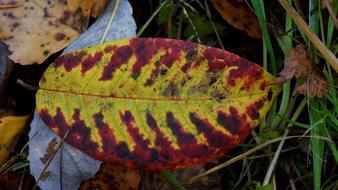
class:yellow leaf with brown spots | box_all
[0,0,95,65]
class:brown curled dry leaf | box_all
[210,0,261,38]
[294,73,329,98]
[0,0,95,65]
[276,44,329,98]
[80,163,141,190]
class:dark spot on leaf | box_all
[43,7,49,17]
[116,142,130,158]
[260,80,268,90]
[81,52,103,75]
[43,50,49,56]
[10,22,20,32]
[55,33,66,41]
[209,77,218,85]
[146,112,157,129]
[55,51,86,72]
[189,112,229,148]
[246,100,264,120]
[162,82,180,97]
[217,107,240,135]
[100,46,133,81]
[166,112,208,158]
[160,68,168,75]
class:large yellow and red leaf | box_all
[36,38,281,170]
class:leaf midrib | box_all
[38,87,269,102]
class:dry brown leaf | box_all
[276,44,329,98]
[210,0,261,38]
[294,73,329,98]
[276,44,313,83]
[0,0,95,65]
[80,163,141,190]
[91,0,108,18]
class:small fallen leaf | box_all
[276,44,313,83]
[210,0,262,38]
[294,74,329,98]
[0,114,29,165]
[80,163,141,190]
[0,0,95,65]
[36,38,280,170]
[276,44,329,98]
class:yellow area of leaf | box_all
[0,0,95,65]
[210,0,262,38]
[0,115,29,165]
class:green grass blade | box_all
[309,100,325,190]
[326,0,338,46]
[162,170,187,190]
[251,0,277,75]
